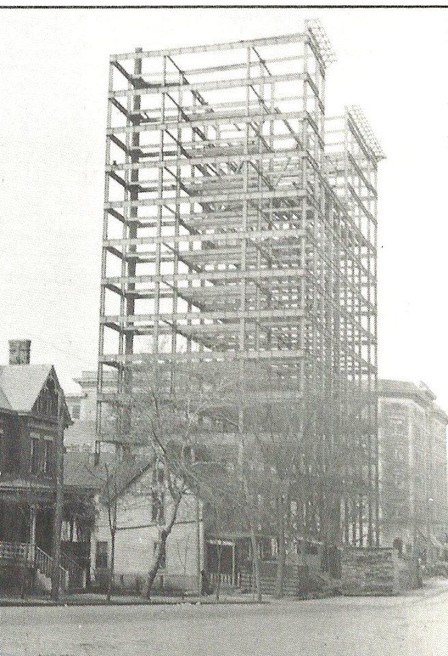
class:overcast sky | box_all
[0,7,447,405]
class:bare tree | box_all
[119,359,238,599]
[234,367,350,598]
[109,358,368,601]
[103,463,118,603]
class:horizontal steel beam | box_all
[111,32,307,61]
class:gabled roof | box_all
[0,384,11,410]
[99,456,155,502]
[64,452,111,490]
[63,451,155,499]
[0,364,52,413]
[0,365,70,421]
[64,420,97,448]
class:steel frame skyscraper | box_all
[97,21,384,546]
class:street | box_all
[2,584,448,656]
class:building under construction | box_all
[97,22,384,546]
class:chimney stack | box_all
[9,339,31,365]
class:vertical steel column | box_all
[153,55,167,356]
[96,60,115,457]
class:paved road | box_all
[2,584,448,656]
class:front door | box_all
[35,507,53,553]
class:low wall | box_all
[396,556,423,590]
[240,561,330,598]
[341,548,423,595]
[341,547,398,595]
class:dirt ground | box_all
[2,582,448,656]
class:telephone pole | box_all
[51,390,65,601]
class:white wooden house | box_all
[91,458,205,594]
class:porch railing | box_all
[34,546,68,590]
[209,571,240,587]
[0,541,33,563]
[0,541,68,590]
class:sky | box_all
[0,6,447,405]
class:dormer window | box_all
[35,377,59,418]
[45,379,58,417]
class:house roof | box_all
[99,456,155,502]
[64,452,108,490]
[0,364,54,413]
[64,420,97,447]
[63,451,155,499]
[0,384,10,410]
[0,364,71,424]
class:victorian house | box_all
[0,340,73,593]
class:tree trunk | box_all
[145,494,182,599]
[215,540,222,601]
[146,529,168,599]
[275,494,287,599]
[249,522,262,603]
[241,470,262,603]
[107,529,116,602]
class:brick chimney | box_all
[8,339,31,365]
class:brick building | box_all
[378,379,448,561]
[0,340,73,592]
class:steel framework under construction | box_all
[97,21,384,546]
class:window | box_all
[95,541,108,569]
[393,537,403,556]
[30,437,40,474]
[71,405,80,420]
[45,379,58,416]
[43,440,53,475]
[390,418,406,437]
[305,542,319,555]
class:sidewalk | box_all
[0,590,262,607]
[3,578,448,607]
[401,577,448,600]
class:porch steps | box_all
[0,541,68,592]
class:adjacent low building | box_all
[65,370,117,452]
[90,456,203,594]
[378,379,448,562]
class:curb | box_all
[0,597,265,608]
[401,580,448,601]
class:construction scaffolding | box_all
[97,22,384,546]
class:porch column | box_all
[29,506,37,551]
